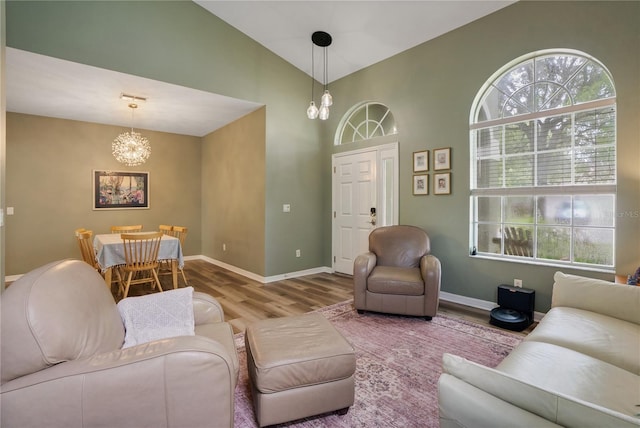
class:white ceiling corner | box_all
[6,1,515,136]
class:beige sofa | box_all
[438,271,640,428]
[1,259,239,428]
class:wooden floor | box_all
[144,259,534,335]
[5,258,533,336]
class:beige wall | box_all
[5,113,202,275]
[201,108,266,275]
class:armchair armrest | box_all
[420,254,441,316]
[1,336,237,428]
[354,252,377,309]
[193,291,225,324]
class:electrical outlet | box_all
[296,249,301,258]
[514,279,523,288]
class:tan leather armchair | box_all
[354,225,441,320]
[1,259,239,428]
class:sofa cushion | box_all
[525,306,640,374]
[1,260,125,384]
[367,266,424,295]
[117,287,195,349]
[496,341,640,420]
[442,352,640,428]
[552,271,640,324]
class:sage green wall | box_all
[5,1,327,277]
[5,113,202,275]
[202,108,266,274]
[326,1,640,310]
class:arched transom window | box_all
[335,102,397,145]
[470,50,616,270]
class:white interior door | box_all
[332,143,398,275]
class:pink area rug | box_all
[233,300,522,427]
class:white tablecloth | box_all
[94,233,184,270]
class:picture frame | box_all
[433,147,451,171]
[413,150,429,172]
[434,172,451,195]
[413,174,429,195]
[93,170,149,210]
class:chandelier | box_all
[306,31,333,120]
[112,97,150,166]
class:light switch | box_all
[7,207,14,215]
[283,204,291,213]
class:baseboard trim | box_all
[440,291,545,322]
[194,255,332,283]
[6,257,545,320]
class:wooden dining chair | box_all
[75,229,123,290]
[111,224,143,234]
[120,232,164,298]
[157,224,174,274]
[172,226,189,285]
[157,225,189,286]
[159,224,173,236]
[75,229,99,270]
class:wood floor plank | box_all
[5,259,532,336]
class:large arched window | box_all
[335,101,397,145]
[470,50,616,270]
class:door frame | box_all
[331,142,399,273]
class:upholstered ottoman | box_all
[245,313,356,427]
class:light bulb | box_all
[307,101,319,119]
[321,89,333,107]
[319,105,330,120]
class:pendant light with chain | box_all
[112,98,151,166]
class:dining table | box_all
[93,232,185,289]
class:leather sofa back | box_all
[1,259,125,384]
[552,271,640,324]
[369,225,430,268]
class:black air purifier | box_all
[490,284,535,332]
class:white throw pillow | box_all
[117,287,195,349]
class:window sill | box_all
[469,253,615,275]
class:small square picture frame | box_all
[434,172,451,195]
[413,174,429,195]
[433,147,451,171]
[413,150,429,172]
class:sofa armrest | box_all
[552,272,640,324]
[193,291,225,324]
[438,373,562,428]
[1,335,237,428]
[440,353,640,428]
[353,252,376,309]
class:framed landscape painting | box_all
[93,170,149,210]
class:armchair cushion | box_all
[117,287,195,349]
[368,266,424,295]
